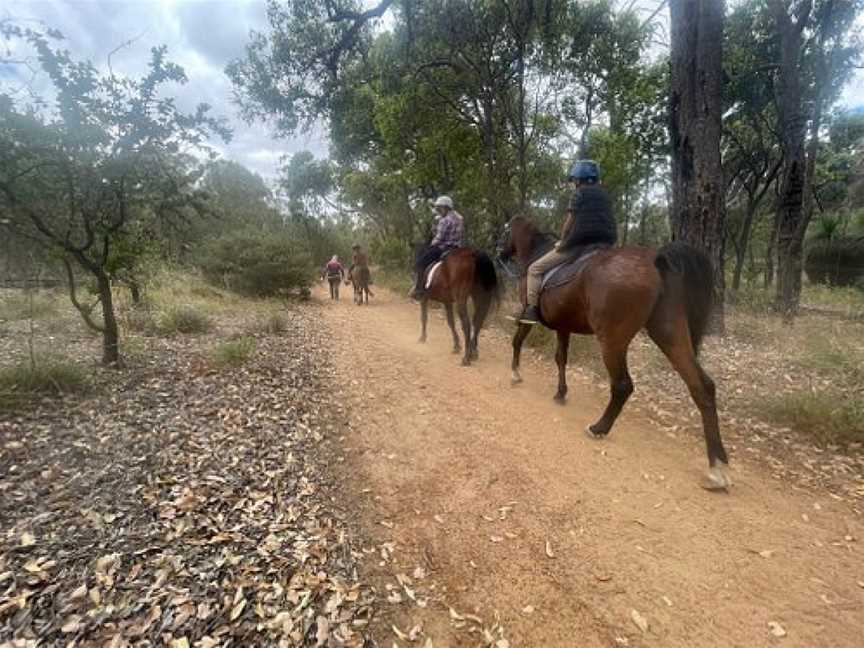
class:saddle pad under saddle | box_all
[424,261,444,289]
[540,249,602,292]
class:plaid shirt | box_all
[431,211,464,250]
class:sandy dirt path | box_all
[319,285,863,648]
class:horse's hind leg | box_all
[419,299,429,343]
[469,293,490,361]
[444,303,460,353]
[554,331,570,403]
[651,331,730,490]
[587,340,634,438]
[510,324,531,384]
[457,301,472,365]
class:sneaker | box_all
[517,304,541,325]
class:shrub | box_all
[211,336,256,368]
[804,236,864,287]
[198,232,313,297]
[371,235,414,272]
[157,305,212,335]
[0,358,90,410]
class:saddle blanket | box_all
[539,248,601,292]
[425,261,443,289]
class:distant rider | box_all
[322,255,345,300]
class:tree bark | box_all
[97,271,121,365]
[770,0,812,321]
[669,0,727,332]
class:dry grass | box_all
[0,290,62,321]
[0,357,91,410]
[762,391,864,448]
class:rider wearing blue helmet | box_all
[514,160,617,324]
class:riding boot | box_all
[517,304,541,325]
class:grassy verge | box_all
[761,391,864,448]
[0,290,62,321]
[0,358,90,411]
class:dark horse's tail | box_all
[472,250,501,332]
[654,242,714,355]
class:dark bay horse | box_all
[498,216,730,490]
[348,266,373,305]
[418,248,500,366]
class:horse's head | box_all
[496,215,536,263]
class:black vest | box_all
[559,186,617,252]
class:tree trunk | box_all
[732,200,757,292]
[669,0,727,332]
[96,272,120,365]
[770,0,812,320]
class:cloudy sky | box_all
[3,0,864,183]
[3,0,328,182]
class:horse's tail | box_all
[468,250,500,336]
[654,241,714,356]
[473,250,501,309]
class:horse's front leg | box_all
[419,299,428,343]
[554,330,570,403]
[444,303,460,353]
[511,324,531,384]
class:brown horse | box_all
[348,266,373,305]
[498,216,730,490]
[418,248,500,366]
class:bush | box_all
[371,235,414,272]
[157,305,212,335]
[805,236,864,287]
[198,232,313,297]
[0,358,90,410]
[211,336,256,368]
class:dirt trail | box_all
[320,286,863,648]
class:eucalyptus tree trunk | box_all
[669,0,727,332]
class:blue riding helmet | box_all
[567,160,600,182]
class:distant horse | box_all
[498,216,730,490]
[348,266,373,305]
[417,247,500,366]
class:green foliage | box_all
[211,336,256,368]
[371,235,413,272]
[157,305,212,335]
[0,25,229,364]
[198,232,313,297]
[805,236,864,287]
[0,357,90,410]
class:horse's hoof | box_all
[702,464,732,492]
[584,426,605,440]
[461,358,471,367]
[452,347,461,354]
[418,337,426,344]
[553,394,567,405]
[510,371,523,385]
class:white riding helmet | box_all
[433,195,454,209]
